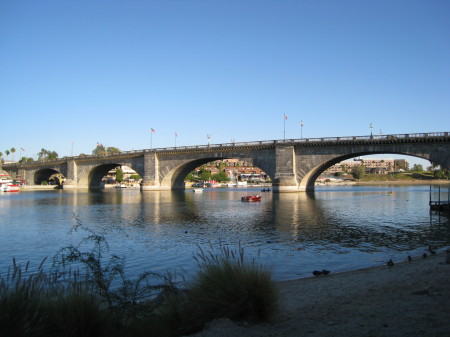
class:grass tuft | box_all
[189,244,279,323]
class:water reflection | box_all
[0,186,449,281]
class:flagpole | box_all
[301,120,303,140]
[175,132,177,148]
[150,131,153,150]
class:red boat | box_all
[241,195,262,202]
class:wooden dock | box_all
[429,186,450,213]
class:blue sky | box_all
[1,0,449,168]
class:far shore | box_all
[317,178,450,187]
[20,178,450,191]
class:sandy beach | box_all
[192,250,450,337]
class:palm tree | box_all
[10,148,15,162]
[5,150,10,160]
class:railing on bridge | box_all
[6,131,449,166]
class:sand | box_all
[190,250,450,337]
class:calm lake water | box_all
[0,185,449,281]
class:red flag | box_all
[284,113,288,120]
[175,132,178,137]
[151,128,155,133]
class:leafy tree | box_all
[199,169,211,181]
[10,148,15,161]
[212,171,230,182]
[412,164,423,172]
[5,150,10,159]
[19,157,34,163]
[107,147,121,154]
[129,174,141,180]
[92,145,121,156]
[185,172,196,181]
[351,165,366,180]
[115,167,124,182]
[433,168,449,179]
[38,148,58,160]
[92,144,106,155]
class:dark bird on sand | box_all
[423,253,428,258]
[312,270,323,276]
[407,255,412,261]
[322,269,330,275]
[387,259,394,267]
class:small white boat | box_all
[0,179,20,192]
[193,188,204,192]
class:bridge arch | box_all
[299,151,438,191]
[158,154,274,190]
[34,168,64,186]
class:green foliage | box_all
[129,174,141,181]
[199,169,211,181]
[19,157,34,163]
[188,245,278,323]
[212,171,230,182]
[0,258,115,337]
[433,168,449,179]
[115,168,124,182]
[41,181,48,185]
[92,145,121,156]
[185,172,196,181]
[412,164,424,172]
[1,223,278,337]
[351,165,365,180]
[38,148,58,160]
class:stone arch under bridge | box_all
[295,140,450,191]
[141,146,276,190]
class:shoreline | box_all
[20,179,450,191]
[193,251,450,337]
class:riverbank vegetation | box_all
[0,231,278,337]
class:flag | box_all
[175,132,178,137]
[151,128,155,133]
[301,121,304,127]
[284,113,288,119]
[97,142,103,147]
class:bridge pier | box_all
[272,145,300,193]
[140,181,170,191]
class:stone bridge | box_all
[4,132,450,192]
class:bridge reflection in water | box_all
[1,186,448,281]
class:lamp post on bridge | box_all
[207,134,211,147]
[300,120,304,140]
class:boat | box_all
[261,188,271,192]
[114,184,128,188]
[0,179,20,192]
[241,195,262,202]
[193,188,204,192]
[386,190,396,196]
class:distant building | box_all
[196,159,268,182]
[325,158,409,174]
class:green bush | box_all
[188,245,278,323]
[1,231,279,337]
